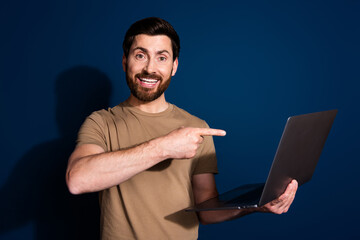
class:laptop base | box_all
[186,183,264,212]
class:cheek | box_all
[127,65,142,76]
[159,65,174,77]
[127,59,146,73]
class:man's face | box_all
[123,34,178,102]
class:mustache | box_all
[135,72,162,81]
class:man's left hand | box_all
[258,179,298,214]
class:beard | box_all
[125,70,172,102]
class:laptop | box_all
[186,109,338,211]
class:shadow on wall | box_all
[0,66,112,239]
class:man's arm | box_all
[66,127,226,194]
[66,140,164,195]
[192,173,298,224]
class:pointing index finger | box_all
[195,128,226,137]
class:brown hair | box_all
[122,17,180,61]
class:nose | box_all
[144,57,156,73]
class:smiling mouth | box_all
[139,78,159,84]
[137,77,160,88]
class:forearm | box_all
[197,207,257,225]
[66,138,166,194]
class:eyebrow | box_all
[132,47,171,56]
[157,50,170,55]
[132,47,148,53]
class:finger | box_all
[194,128,226,137]
[279,180,298,211]
[197,135,205,144]
[285,180,298,203]
[288,180,298,202]
[283,180,298,198]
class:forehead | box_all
[130,34,173,55]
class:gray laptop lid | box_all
[259,109,338,206]
[186,109,337,211]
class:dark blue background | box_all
[1,0,359,239]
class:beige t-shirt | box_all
[77,102,218,240]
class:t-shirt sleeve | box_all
[76,111,107,151]
[192,121,218,175]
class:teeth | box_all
[140,78,158,83]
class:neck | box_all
[126,94,169,113]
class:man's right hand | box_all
[158,127,226,159]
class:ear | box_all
[122,54,127,72]
[171,58,179,76]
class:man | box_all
[66,17,298,239]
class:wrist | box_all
[148,136,169,162]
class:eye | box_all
[158,56,167,62]
[135,53,146,60]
